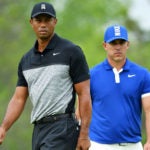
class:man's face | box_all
[103,39,129,63]
[30,14,57,40]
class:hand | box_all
[144,142,150,150]
[76,138,91,150]
[0,126,6,145]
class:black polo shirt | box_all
[17,33,90,123]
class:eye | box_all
[120,40,126,44]
[109,40,126,45]
[45,18,52,22]
[34,18,41,22]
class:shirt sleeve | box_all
[141,70,150,98]
[70,45,90,84]
[16,57,28,87]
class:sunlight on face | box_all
[103,39,129,63]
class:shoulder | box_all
[127,60,150,77]
[18,47,34,69]
[90,61,104,73]
[90,63,103,79]
[56,34,82,52]
[56,34,75,46]
[20,48,33,61]
[128,60,148,72]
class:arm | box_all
[75,96,81,122]
[0,86,28,144]
[142,95,150,150]
[74,80,92,150]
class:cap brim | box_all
[106,37,128,43]
[31,12,55,18]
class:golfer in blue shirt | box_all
[89,25,150,150]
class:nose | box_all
[40,21,47,27]
[115,44,122,51]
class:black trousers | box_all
[32,115,80,150]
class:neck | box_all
[37,33,54,52]
[108,58,126,71]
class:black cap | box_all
[31,2,56,18]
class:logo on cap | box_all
[31,2,56,18]
[41,4,46,10]
[104,25,128,43]
[114,26,121,36]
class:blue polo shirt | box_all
[89,59,150,144]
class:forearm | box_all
[1,97,26,131]
[145,111,150,143]
[142,96,150,149]
[78,96,92,139]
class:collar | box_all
[103,58,130,71]
[33,33,59,53]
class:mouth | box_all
[114,52,122,57]
[39,29,47,34]
[114,51,122,55]
[39,31,47,34]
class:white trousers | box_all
[89,140,143,150]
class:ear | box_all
[102,42,108,51]
[30,19,33,27]
[54,18,57,25]
[127,41,130,49]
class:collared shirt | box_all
[17,33,89,123]
[89,59,150,143]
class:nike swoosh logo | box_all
[128,74,136,78]
[53,52,60,56]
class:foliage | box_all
[0,0,149,149]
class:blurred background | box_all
[0,0,150,149]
